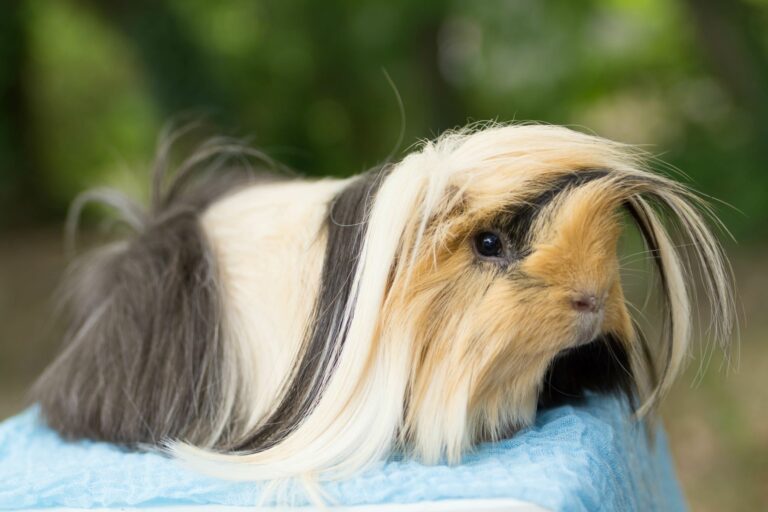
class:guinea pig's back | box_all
[32,174,346,450]
[199,178,348,429]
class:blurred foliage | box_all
[1,0,767,242]
[1,2,767,509]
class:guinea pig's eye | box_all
[473,231,504,259]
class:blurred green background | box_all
[0,0,766,509]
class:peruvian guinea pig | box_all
[32,123,734,482]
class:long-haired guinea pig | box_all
[33,123,734,481]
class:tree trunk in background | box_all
[0,0,46,228]
[683,0,768,109]
[682,0,768,148]
[80,0,234,125]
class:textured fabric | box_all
[0,396,686,511]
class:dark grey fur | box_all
[32,139,269,448]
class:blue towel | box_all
[0,396,686,511]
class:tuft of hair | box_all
[32,122,735,496]
[170,123,734,484]
[32,133,279,449]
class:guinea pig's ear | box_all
[621,177,735,416]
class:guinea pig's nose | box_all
[571,293,600,313]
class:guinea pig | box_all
[32,123,734,482]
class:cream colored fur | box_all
[173,124,734,487]
[201,178,350,436]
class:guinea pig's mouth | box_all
[572,312,605,347]
[538,333,635,408]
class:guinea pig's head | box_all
[358,125,734,463]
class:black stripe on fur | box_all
[504,169,611,253]
[233,168,386,452]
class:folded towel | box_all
[0,395,685,511]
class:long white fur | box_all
[173,124,734,484]
[201,178,349,436]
